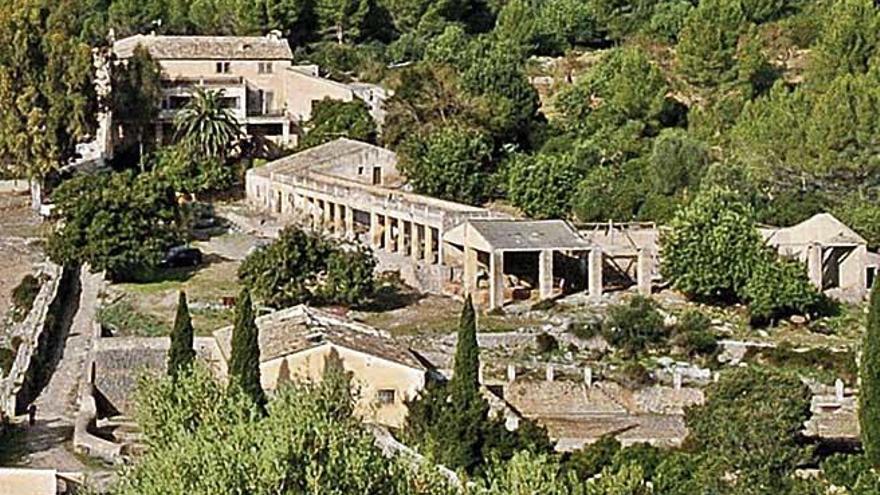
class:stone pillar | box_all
[282,122,290,144]
[507,364,516,383]
[398,219,408,255]
[835,378,845,402]
[333,203,344,233]
[588,247,604,300]
[425,226,435,264]
[309,198,321,228]
[464,246,478,296]
[384,216,394,253]
[478,361,485,384]
[584,366,592,388]
[370,212,381,247]
[807,243,824,290]
[539,249,554,300]
[489,250,505,310]
[344,205,355,237]
[322,200,332,229]
[673,371,682,390]
[411,223,422,261]
[545,364,554,382]
[637,248,653,296]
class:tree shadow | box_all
[360,282,425,312]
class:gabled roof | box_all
[444,219,592,252]
[114,34,293,61]
[213,305,431,371]
[761,213,867,247]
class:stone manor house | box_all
[111,32,386,147]
[246,138,878,309]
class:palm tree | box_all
[174,87,242,159]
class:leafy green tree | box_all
[398,125,493,205]
[320,245,377,306]
[562,434,621,480]
[315,0,371,43]
[556,47,670,134]
[120,365,458,494]
[861,283,880,466]
[684,366,812,491]
[46,171,183,281]
[647,1,692,42]
[174,87,242,160]
[572,160,648,222]
[112,44,163,162]
[506,152,590,219]
[154,143,237,196]
[477,451,577,495]
[808,0,880,85]
[647,129,708,196]
[228,288,266,409]
[742,254,823,325]
[676,0,746,86]
[0,0,98,181]
[167,291,196,378]
[660,186,764,301]
[298,98,377,149]
[238,226,376,308]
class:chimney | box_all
[546,364,554,382]
[584,366,592,388]
[673,371,682,390]
[266,29,282,41]
[835,378,845,402]
[507,364,516,383]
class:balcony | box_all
[161,75,245,88]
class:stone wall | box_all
[0,263,64,416]
[9,265,79,415]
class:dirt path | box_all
[13,268,107,477]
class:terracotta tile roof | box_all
[114,34,293,60]
[212,305,431,371]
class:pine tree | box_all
[444,295,489,472]
[318,348,355,420]
[167,291,196,378]
[860,283,880,466]
[228,288,266,409]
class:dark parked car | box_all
[161,246,203,268]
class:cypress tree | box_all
[860,283,880,466]
[445,295,489,472]
[167,291,196,378]
[228,288,266,409]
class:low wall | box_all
[72,383,123,465]
[0,180,29,194]
[0,263,64,416]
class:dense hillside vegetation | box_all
[6,1,880,246]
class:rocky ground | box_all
[0,192,45,331]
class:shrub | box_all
[602,296,666,356]
[821,453,871,489]
[618,362,654,389]
[535,333,559,354]
[674,310,718,357]
[563,434,621,480]
[742,254,824,326]
[319,245,377,306]
[10,274,42,323]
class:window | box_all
[357,166,364,175]
[258,62,274,74]
[216,61,231,74]
[377,389,395,405]
[372,167,382,185]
